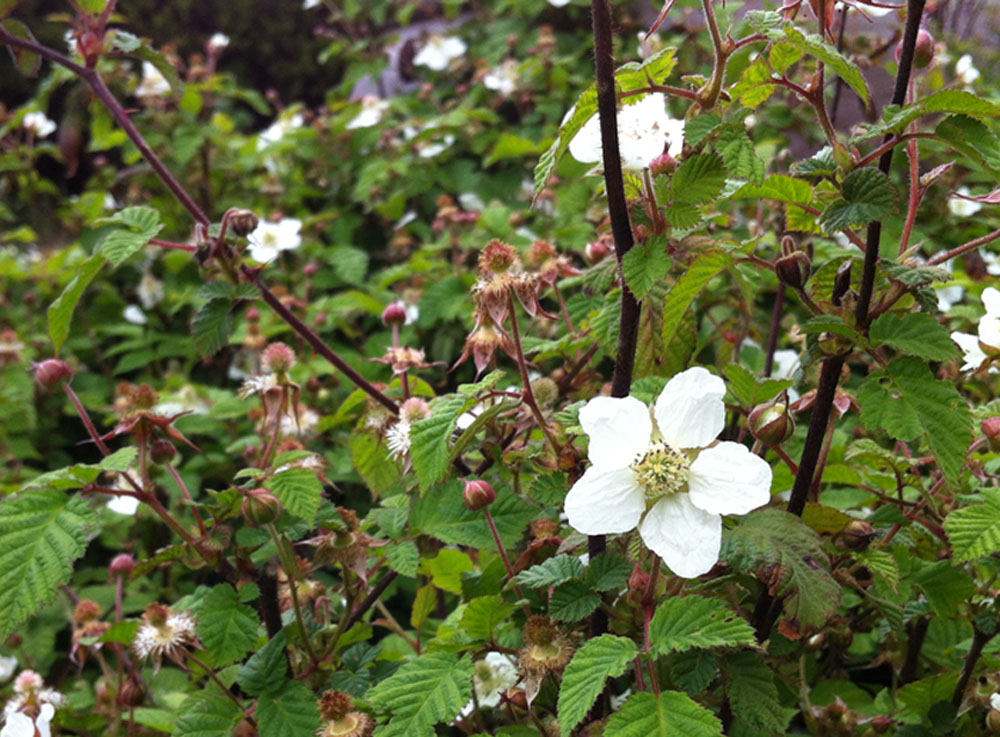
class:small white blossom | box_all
[951,287,1000,371]
[948,187,984,217]
[564,367,772,578]
[484,60,519,97]
[461,653,518,715]
[0,657,16,683]
[207,32,229,51]
[247,218,303,262]
[22,112,56,138]
[123,304,148,325]
[386,421,412,460]
[2,671,63,725]
[280,405,319,436]
[137,273,164,309]
[991,692,1000,711]
[414,35,467,72]
[107,495,140,515]
[458,192,486,213]
[568,93,685,171]
[771,349,802,400]
[303,0,322,7]
[955,54,980,86]
[238,373,277,399]
[983,251,1000,277]
[346,96,391,130]
[935,259,964,312]
[840,1,898,17]
[1,703,54,737]
[405,303,419,325]
[136,62,170,98]
[257,112,305,149]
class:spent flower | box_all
[132,603,200,672]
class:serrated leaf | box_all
[95,206,163,266]
[350,428,401,497]
[724,364,793,408]
[723,652,795,735]
[419,549,473,595]
[768,41,804,74]
[857,357,971,485]
[515,555,583,588]
[669,650,718,695]
[722,509,841,631]
[549,580,601,622]
[622,237,671,301]
[386,541,420,577]
[173,693,244,737]
[197,584,259,667]
[662,203,703,230]
[732,56,776,108]
[734,174,814,204]
[767,23,869,104]
[897,673,959,719]
[821,167,898,231]
[411,481,540,550]
[912,560,975,618]
[266,467,322,525]
[367,652,474,737]
[461,595,515,642]
[649,596,756,655]
[661,250,733,346]
[869,312,957,360]
[672,153,727,205]
[0,489,96,640]
[605,691,723,737]
[945,489,1000,562]
[586,552,632,591]
[257,681,320,737]
[192,299,233,357]
[238,630,288,697]
[410,394,470,493]
[558,635,638,737]
[685,113,722,147]
[860,90,1000,139]
[48,254,104,355]
[715,126,765,186]
[935,115,1000,177]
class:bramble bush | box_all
[3,0,1000,735]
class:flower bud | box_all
[382,301,408,327]
[479,239,519,274]
[775,251,812,290]
[118,677,146,708]
[841,519,876,550]
[584,236,613,263]
[110,554,135,577]
[242,488,283,526]
[304,263,320,278]
[895,29,934,69]
[984,418,1000,452]
[649,151,677,176]
[505,687,528,710]
[748,396,795,446]
[228,209,260,238]
[262,342,296,374]
[33,359,73,390]
[463,479,497,511]
[150,439,177,465]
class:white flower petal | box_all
[0,656,16,682]
[982,287,1000,317]
[36,705,54,737]
[107,495,140,515]
[565,465,645,535]
[952,331,986,371]
[991,692,1000,711]
[979,316,1000,350]
[0,712,35,737]
[688,442,772,515]
[567,93,684,171]
[123,305,148,325]
[579,395,652,470]
[639,494,721,578]
[654,367,726,449]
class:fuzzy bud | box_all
[530,377,559,410]
[382,301,408,327]
[479,239,518,274]
[118,677,146,708]
[262,342,296,374]
[584,236,613,263]
[649,151,677,176]
[775,251,812,290]
[506,688,528,710]
[150,439,178,465]
[33,359,74,390]
[984,418,1000,452]
[842,519,876,550]
[319,690,355,722]
[228,209,260,238]
[896,29,934,69]
[74,599,103,623]
[463,479,496,511]
[242,488,283,526]
[110,554,135,577]
[748,396,795,446]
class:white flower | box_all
[1,703,54,737]
[2,671,63,724]
[238,372,277,398]
[136,62,170,98]
[0,657,16,683]
[405,303,419,325]
[564,367,772,578]
[414,35,467,72]
[484,60,519,97]
[951,287,1000,371]
[257,112,304,149]
[948,187,984,217]
[208,32,229,51]
[991,692,1000,711]
[386,421,412,459]
[247,218,303,262]
[984,251,1000,277]
[123,304,148,325]
[137,273,164,309]
[280,405,319,436]
[346,96,390,130]
[567,93,685,171]
[458,192,486,213]
[395,211,418,230]
[22,112,56,138]
[956,54,980,86]
[840,1,898,17]
[133,605,200,672]
[461,653,518,715]
[107,495,140,515]
[547,0,572,6]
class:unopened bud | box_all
[748,396,795,446]
[228,209,260,238]
[505,688,528,710]
[110,554,135,577]
[649,151,676,176]
[303,262,320,278]
[150,439,177,464]
[262,342,296,374]
[463,479,497,511]
[775,251,812,290]
[33,359,73,390]
[242,488,283,526]
[842,519,876,550]
[479,239,518,274]
[984,418,1000,452]
[896,29,935,69]
[584,237,613,264]
[118,677,146,708]
[382,301,408,327]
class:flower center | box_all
[630,440,690,501]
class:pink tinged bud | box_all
[110,554,135,577]
[896,29,934,69]
[150,439,177,464]
[462,479,496,511]
[983,417,1000,452]
[242,488,282,526]
[841,519,876,550]
[33,358,74,390]
[382,301,408,327]
[262,342,296,374]
[303,263,320,278]
[748,397,795,446]
[246,307,260,323]
[584,237,613,264]
[775,251,812,290]
[649,151,677,177]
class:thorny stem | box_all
[266,523,320,667]
[507,293,562,455]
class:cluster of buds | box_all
[317,690,374,737]
[131,603,201,673]
[308,508,383,578]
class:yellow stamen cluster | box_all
[630,441,690,502]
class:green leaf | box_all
[857,357,971,485]
[367,652,474,737]
[715,126,765,186]
[912,561,975,618]
[173,693,244,737]
[411,481,540,549]
[549,580,601,622]
[485,134,545,166]
[461,595,515,642]
[724,364,793,408]
[410,394,470,493]
[557,635,638,737]
[605,691,723,737]
[662,203,703,230]
[622,237,671,301]
[685,113,722,147]
[648,596,756,655]
[766,23,869,104]
[669,650,718,695]
[515,555,584,588]
[821,167,898,231]
[869,312,958,361]
[586,552,632,592]
[0,489,96,640]
[192,299,233,357]
[722,509,841,631]
[257,681,320,737]
[768,41,804,74]
[266,467,322,525]
[731,56,776,108]
[734,174,813,204]
[350,427,401,497]
[672,153,727,205]
[935,115,1000,177]
[897,673,959,719]
[945,488,1000,562]
[661,250,733,346]
[18,446,138,493]
[419,549,474,595]
[48,254,104,355]
[723,653,795,736]
[386,541,420,577]
[861,90,1000,139]
[238,630,288,697]
[197,584,259,667]
[95,206,163,266]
